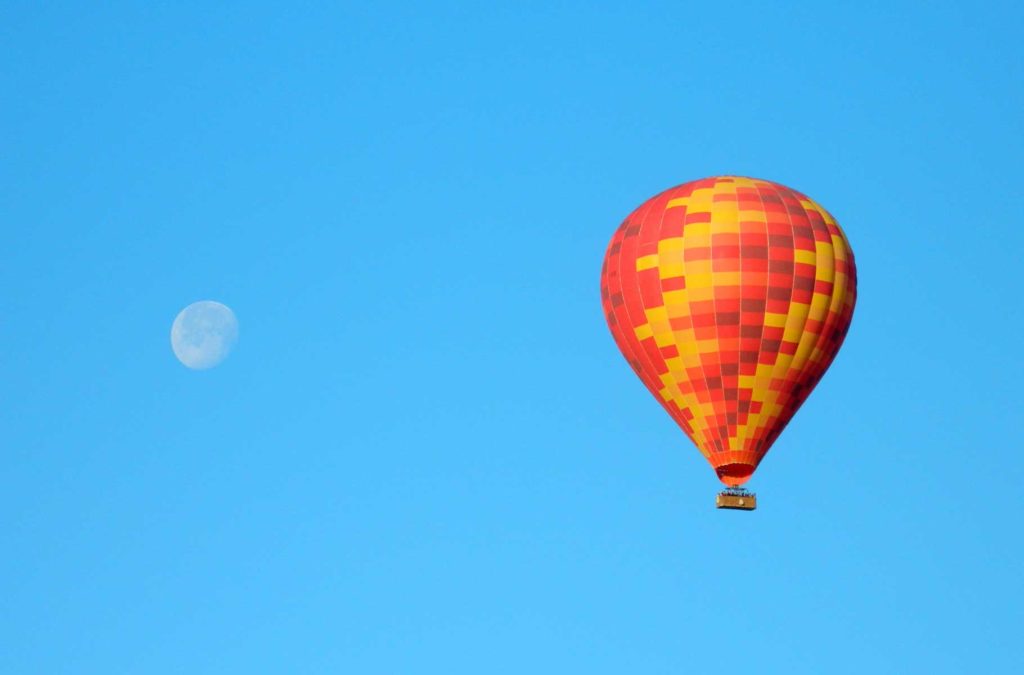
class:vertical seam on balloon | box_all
[793,205,849,402]
[709,178,729,456]
[722,177,743,454]
[752,182,802,457]
[635,186,695,437]
[651,183,703,452]
[785,201,832,398]
[608,191,679,431]
[741,180,772,460]
[604,216,652,395]
[682,178,722,457]
[774,185,815,450]
[814,206,857,384]
[743,180,780,461]
[707,178,724,457]
[729,182,745,450]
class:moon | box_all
[170,301,239,370]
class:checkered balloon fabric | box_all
[600,177,857,486]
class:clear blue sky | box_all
[2,2,1022,673]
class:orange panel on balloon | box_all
[600,176,857,486]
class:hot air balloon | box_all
[600,176,856,510]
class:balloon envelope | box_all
[600,176,857,486]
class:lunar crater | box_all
[171,301,238,370]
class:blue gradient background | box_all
[2,2,1021,673]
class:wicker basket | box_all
[716,492,757,511]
